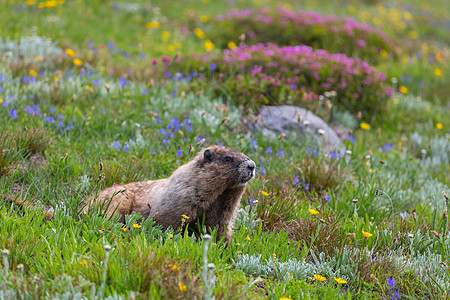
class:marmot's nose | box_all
[246,160,256,172]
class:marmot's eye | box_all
[225,156,233,162]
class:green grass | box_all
[1,0,449,299]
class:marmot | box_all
[86,145,256,242]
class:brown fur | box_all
[85,145,256,242]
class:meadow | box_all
[0,0,449,299]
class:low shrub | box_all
[209,7,398,63]
[176,43,392,121]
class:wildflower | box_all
[325,195,331,202]
[362,231,373,238]
[178,282,187,291]
[73,58,83,66]
[194,28,205,39]
[292,176,299,186]
[161,31,170,42]
[204,40,215,51]
[360,122,370,130]
[434,68,442,77]
[393,98,399,104]
[305,183,309,191]
[227,41,236,49]
[399,86,408,94]
[436,123,443,130]
[169,234,173,238]
[9,108,17,119]
[261,191,269,196]
[65,49,75,57]
[279,298,293,300]
[121,226,127,232]
[246,235,251,241]
[387,275,395,287]
[35,55,41,62]
[369,168,374,173]
[200,15,209,22]
[309,209,319,215]
[29,69,38,77]
[277,150,285,157]
[408,30,418,39]
[80,260,88,265]
[334,277,347,284]
[132,224,141,229]
[145,21,160,29]
[314,274,327,281]
[182,214,190,219]
[170,264,181,271]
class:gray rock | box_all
[253,105,344,153]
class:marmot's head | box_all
[195,145,256,188]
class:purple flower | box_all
[9,108,17,119]
[345,134,356,143]
[265,146,272,154]
[325,195,331,202]
[292,175,299,186]
[259,165,266,176]
[392,289,401,300]
[249,197,256,206]
[88,41,94,48]
[176,150,183,156]
[22,76,29,83]
[387,276,395,288]
[123,144,129,152]
[305,183,309,191]
[209,63,217,70]
[92,79,100,85]
[277,150,284,157]
[113,141,121,148]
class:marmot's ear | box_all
[204,149,212,161]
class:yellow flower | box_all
[408,30,418,39]
[360,122,370,130]
[362,231,373,238]
[227,41,236,49]
[369,168,374,173]
[132,223,141,229]
[182,214,190,219]
[65,48,75,57]
[261,191,269,196]
[178,282,187,291]
[399,86,408,94]
[73,58,83,66]
[279,298,293,300]
[161,31,170,42]
[200,15,209,23]
[380,49,388,57]
[145,21,160,29]
[121,226,127,232]
[0,99,3,104]
[308,209,319,215]
[434,68,442,77]
[53,76,59,82]
[372,17,382,25]
[403,11,412,20]
[347,5,356,13]
[27,0,35,5]
[194,28,205,39]
[425,107,431,112]
[169,234,174,238]
[334,277,347,284]
[314,274,327,281]
[436,123,443,130]
[168,45,175,52]
[393,98,399,104]
[246,235,251,241]
[204,40,215,51]
[35,55,41,62]
[80,259,88,265]
[170,264,181,271]
[29,69,38,77]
